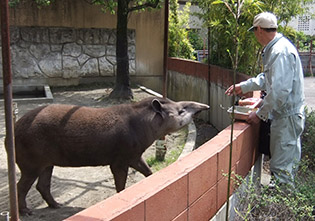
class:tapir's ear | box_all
[151,99,163,117]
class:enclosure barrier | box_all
[66,58,260,221]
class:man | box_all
[225,12,305,187]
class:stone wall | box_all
[0,26,135,85]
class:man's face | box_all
[253,26,265,46]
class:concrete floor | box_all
[304,77,315,111]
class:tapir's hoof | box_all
[19,207,33,216]
[48,202,62,209]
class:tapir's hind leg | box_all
[130,157,153,177]
[17,172,39,215]
[36,166,61,209]
[110,162,129,192]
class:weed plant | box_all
[233,109,315,220]
[146,126,187,172]
[146,142,185,172]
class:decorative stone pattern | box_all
[0,26,136,81]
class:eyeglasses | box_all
[253,27,258,31]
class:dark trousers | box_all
[259,120,271,157]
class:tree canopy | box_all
[192,0,314,75]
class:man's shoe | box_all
[268,174,276,189]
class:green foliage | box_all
[168,0,196,59]
[9,0,54,7]
[278,25,299,43]
[191,0,314,75]
[35,0,53,6]
[295,32,315,52]
[233,172,314,220]
[146,145,184,172]
[301,108,315,169]
[192,0,264,74]
[9,0,20,7]
[233,109,315,220]
[188,29,204,51]
[264,0,313,27]
[9,0,161,14]
[91,0,162,14]
[146,127,187,172]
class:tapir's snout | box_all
[185,102,210,115]
[195,103,210,114]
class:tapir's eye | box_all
[178,109,185,115]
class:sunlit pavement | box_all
[304,77,315,111]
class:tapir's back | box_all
[14,104,139,167]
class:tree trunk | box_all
[109,0,133,99]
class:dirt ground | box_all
[0,84,217,221]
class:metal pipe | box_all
[0,0,19,220]
[207,26,211,123]
[308,40,313,77]
[162,0,169,98]
[0,211,10,221]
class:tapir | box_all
[12,97,209,215]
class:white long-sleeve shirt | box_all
[240,33,305,121]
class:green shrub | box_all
[188,29,204,51]
[301,108,315,169]
[168,0,195,60]
[233,109,315,220]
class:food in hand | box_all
[238,98,261,107]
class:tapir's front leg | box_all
[130,157,153,177]
[110,162,129,192]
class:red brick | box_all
[172,209,188,221]
[217,145,230,180]
[188,186,217,221]
[184,59,196,76]
[111,203,145,221]
[209,65,219,84]
[205,129,230,151]
[231,134,242,164]
[188,155,217,205]
[65,195,133,221]
[232,121,249,132]
[236,149,256,178]
[195,63,209,80]
[120,160,188,202]
[217,166,236,209]
[145,175,188,221]
[221,69,232,88]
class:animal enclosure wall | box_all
[0,0,165,92]
[167,58,251,131]
[0,26,136,85]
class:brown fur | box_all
[13,97,209,214]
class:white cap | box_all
[248,12,278,31]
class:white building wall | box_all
[287,4,315,36]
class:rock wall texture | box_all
[0,26,136,82]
